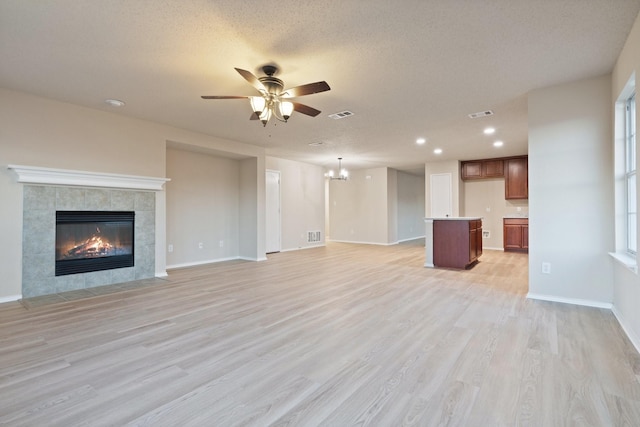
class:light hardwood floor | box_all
[1,241,640,426]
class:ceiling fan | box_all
[201,65,331,126]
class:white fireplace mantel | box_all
[8,165,170,191]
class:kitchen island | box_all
[424,217,483,269]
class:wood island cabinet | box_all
[503,218,528,253]
[432,218,482,269]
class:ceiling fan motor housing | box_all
[259,76,284,96]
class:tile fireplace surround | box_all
[10,165,169,299]
[22,185,156,298]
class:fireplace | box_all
[55,211,135,276]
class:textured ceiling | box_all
[1,1,639,174]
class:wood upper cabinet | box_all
[483,160,504,178]
[503,218,528,253]
[461,159,504,180]
[461,161,483,179]
[505,157,528,199]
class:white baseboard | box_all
[526,293,613,309]
[397,236,426,243]
[280,244,326,253]
[155,271,168,278]
[238,256,268,262]
[167,256,240,270]
[328,239,395,246]
[0,295,22,304]
[611,306,640,355]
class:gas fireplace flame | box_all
[64,227,115,259]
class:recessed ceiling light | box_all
[493,140,504,147]
[416,138,426,145]
[104,99,125,107]
[433,148,443,154]
[484,127,495,135]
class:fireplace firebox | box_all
[55,211,134,276]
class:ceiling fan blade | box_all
[282,81,331,98]
[201,95,249,99]
[235,68,266,93]
[292,102,321,117]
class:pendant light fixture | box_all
[326,157,349,180]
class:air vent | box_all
[307,231,322,243]
[328,111,354,120]
[308,141,325,147]
[468,110,494,119]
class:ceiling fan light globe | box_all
[260,108,271,126]
[280,101,294,121]
[250,96,266,114]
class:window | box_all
[626,93,636,254]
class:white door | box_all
[430,173,452,217]
[266,170,281,253]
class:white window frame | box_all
[611,75,637,273]
[626,93,636,255]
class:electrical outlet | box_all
[198,242,203,249]
[542,262,551,274]
[168,244,173,253]
[219,240,224,248]
[517,207,522,212]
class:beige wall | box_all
[463,179,529,249]
[166,148,241,267]
[0,88,266,300]
[265,157,326,251]
[397,171,425,241]
[528,74,613,304]
[611,11,640,349]
[328,167,424,245]
[329,167,390,244]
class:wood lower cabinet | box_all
[433,219,482,269]
[503,218,528,253]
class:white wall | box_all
[397,171,426,241]
[265,157,325,251]
[528,74,614,305]
[165,148,240,268]
[0,88,265,300]
[611,11,640,349]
